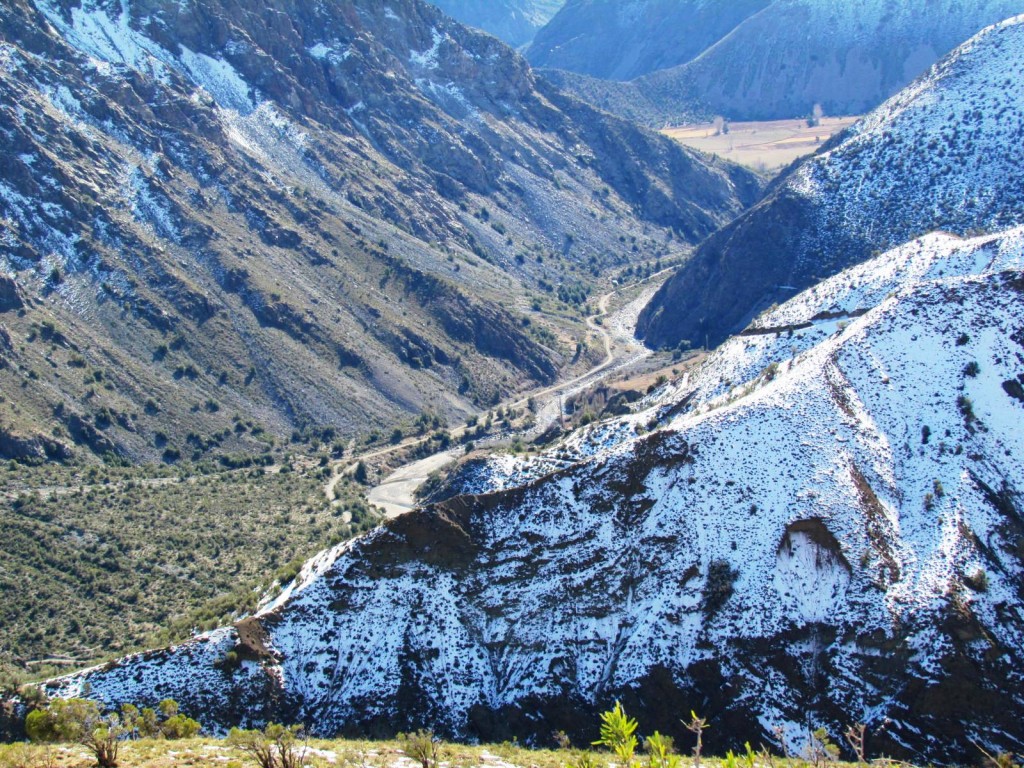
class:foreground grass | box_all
[0,737,886,768]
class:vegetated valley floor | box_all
[0,263,679,680]
[663,117,861,174]
[0,457,379,676]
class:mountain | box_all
[427,0,565,48]
[0,0,761,464]
[535,0,1024,125]
[46,226,1024,761]
[527,0,770,82]
[638,14,1024,351]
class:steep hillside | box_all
[638,15,1024,350]
[48,228,1024,761]
[0,0,761,464]
[428,0,564,47]
[527,0,769,81]
[540,0,1024,125]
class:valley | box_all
[357,269,676,517]
[662,117,861,174]
[4,0,1024,763]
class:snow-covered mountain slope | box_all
[442,228,1024,496]
[0,0,761,463]
[51,228,1024,762]
[428,0,564,47]
[639,14,1024,351]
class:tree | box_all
[26,699,128,768]
[227,723,307,768]
[353,461,369,484]
[807,103,824,128]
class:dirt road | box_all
[343,273,669,516]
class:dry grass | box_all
[0,737,889,768]
[662,117,861,174]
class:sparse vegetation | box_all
[0,462,378,675]
[227,724,306,768]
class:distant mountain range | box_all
[638,14,1024,350]
[528,0,769,81]
[427,0,564,47]
[0,0,760,464]
[532,0,1024,123]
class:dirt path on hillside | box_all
[336,271,671,515]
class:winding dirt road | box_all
[326,272,670,517]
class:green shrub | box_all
[397,729,441,768]
[227,723,307,768]
[26,699,128,768]
[593,701,638,768]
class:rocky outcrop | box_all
[0,275,24,312]
[428,0,564,47]
[0,425,71,462]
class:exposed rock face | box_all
[537,0,1024,125]
[638,15,1024,350]
[51,228,1024,762]
[0,275,23,312]
[527,0,770,81]
[0,0,761,461]
[428,0,564,47]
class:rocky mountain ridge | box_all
[47,226,1024,762]
[427,0,564,47]
[638,14,1024,350]
[0,0,761,464]
[527,0,769,82]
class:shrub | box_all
[593,701,637,768]
[645,731,681,768]
[227,723,307,768]
[26,699,128,768]
[397,729,441,768]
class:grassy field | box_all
[663,117,861,174]
[0,736,887,768]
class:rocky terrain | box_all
[428,0,564,48]
[0,0,761,464]
[47,226,1024,761]
[535,0,1024,125]
[638,14,1024,350]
